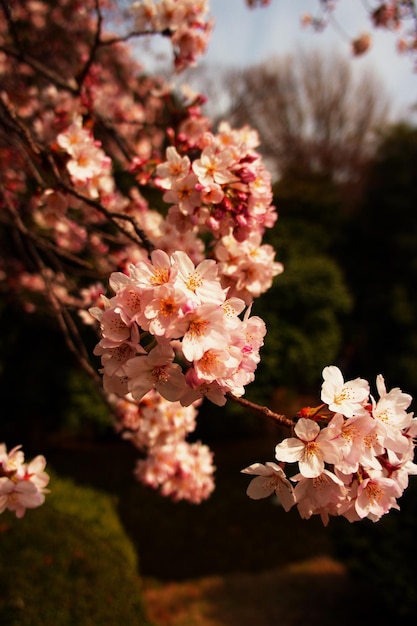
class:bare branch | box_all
[226,393,295,429]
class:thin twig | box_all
[226,393,295,429]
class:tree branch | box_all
[226,393,295,429]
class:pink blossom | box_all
[326,412,379,473]
[275,418,340,478]
[241,462,295,511]
[134,440,215,503]
[130,249,174,289]
[171,303,227,361]
[171,251,226,304]
[56,115,91,155]
[192,145,237,186]
[355,474,401,521]
[116,390,199,449]
[321,365,370,417]
[163,173,201,214]
[193,346,242,383]
[0,444,50,518]
[123,343,187,402]
[0,479,46,518]
[292,469,347,526]
[144,283,187,336]
[373,374,413,430]
[156,146,191,188]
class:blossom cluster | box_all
[0,444,50,518]
[56,114,115,201]
[155,123,283,302]
[90,248,267,408]
[130,0,213,71]
[243,366,417,524]
[114,390,215,503]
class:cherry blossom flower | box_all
[163,173,201,215]
[115,390,199,449]
[130,249,174,290]
[155,146,191,188]
[241,462,295,511]
[292,469,347,525]
[144,283,187,336]
[192,146,237,186]
[169,303,227,361]
[275,418,340,478]
[171,251,226,304]
[321,365,369,417]
[355,474,401,521]
[123,343,187,402]
[0,480,46,519]
[373,374,413,431]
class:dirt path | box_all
[142,555,373,626]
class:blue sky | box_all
[204,0,417,120]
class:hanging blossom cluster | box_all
[114,391,214,503]
[90,248,267,409]
[0,444,50,519]
[243,366,417,524]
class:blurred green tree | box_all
[251,168,352,400]
[340,123,417,394]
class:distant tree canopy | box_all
[192,50,390,185]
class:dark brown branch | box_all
[0,184,100,277]
[75,0,103,89]
[0,92,41,156]
[2,192,110,405]
[226,393,295,429]
[99,28,170,47]
[55,178,156,255]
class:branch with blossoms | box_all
[299,0,417,63]
[0,0,416,523]
[0,0,281,513]
[242,366,417,524]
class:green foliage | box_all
[0,303,111,445]
[250,168,352,398]
[340,123,417,393]
[253,252,352,394]
[61,368,112,437]
[273,166,344,246]
[0,472,151,626]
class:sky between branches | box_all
[127,0,416,120]
[204,0,417,121]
